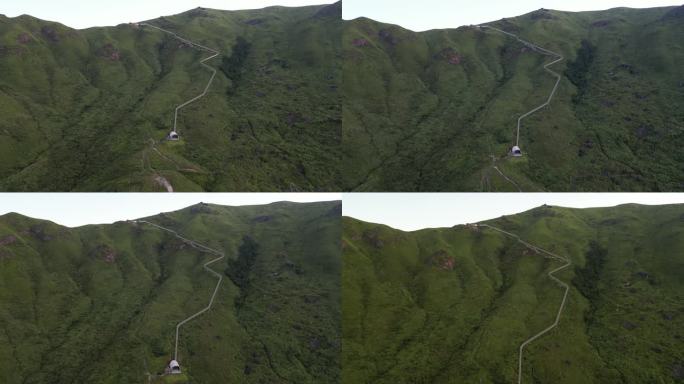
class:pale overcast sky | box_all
[343,193,684,231]
[0,193,340,227]
[343,0,682,31]
[1,0,336,29]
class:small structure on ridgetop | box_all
[511,145,522,157]
[169,360,181,374]
[168,131,180,141]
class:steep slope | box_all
[0,2,341,191]
[343,204,684,383]
[343,6,684,191]
[0,200,341,383]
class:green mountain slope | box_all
[0,2,341,191]
[0,200,341,383]
[343,204,684,383]
[343,6,684,191]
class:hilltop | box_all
[343,5,684,191]
[0,200,341,383]
[0,2,341,191]
[343,203,684,383]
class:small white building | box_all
[169,360,181,374]
[511,145,522,157]
[168,131,180,141]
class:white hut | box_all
[511,145,522,157]
[169,360,181,374]
[168,131,180,141]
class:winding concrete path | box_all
[476,224,571,384]
[479,25,564,148]
[135,23,220,192]
[478,25,563,192]
[134,220,225,362]
[138,23,220,137]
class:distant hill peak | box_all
[314,1,341,18]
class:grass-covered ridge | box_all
[0,2,341,191]
[343,203,684,383]
[343,5,684,191]
[0,200,341,383]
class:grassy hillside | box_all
[343,204,684,383]
[343,6,684,191]
[0,2,341,191]
[0,200,341,383]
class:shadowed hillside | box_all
[0,200,341,383]
[343,204,684,383]
[343,5,684,191]
[0,2,341,191]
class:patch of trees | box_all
[565,39,596,103]
[573,241,607,318]
[225,235,259,291]
[220,36,251,95]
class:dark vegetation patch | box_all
[26,225,52,241]
[361,229,384,249]
[220,36,252,95]
[617,62,639,75]
[225,235,259,306]
[284,111,305,127]
[378,29,398,46]
[573,241,607,319]
[40,26,59,42]
[621,320,638,330]
[578,139,594,157]
[635,125,657,140]
[245,18,265,26]
[565,39,596,103]
[591,20,611,28]
[252,215,272,223]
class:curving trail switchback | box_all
[138,22,220,137]
[134,220,225,362]
[478,25,563,191]
[476,223,571,384]
[135,22,220,192]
